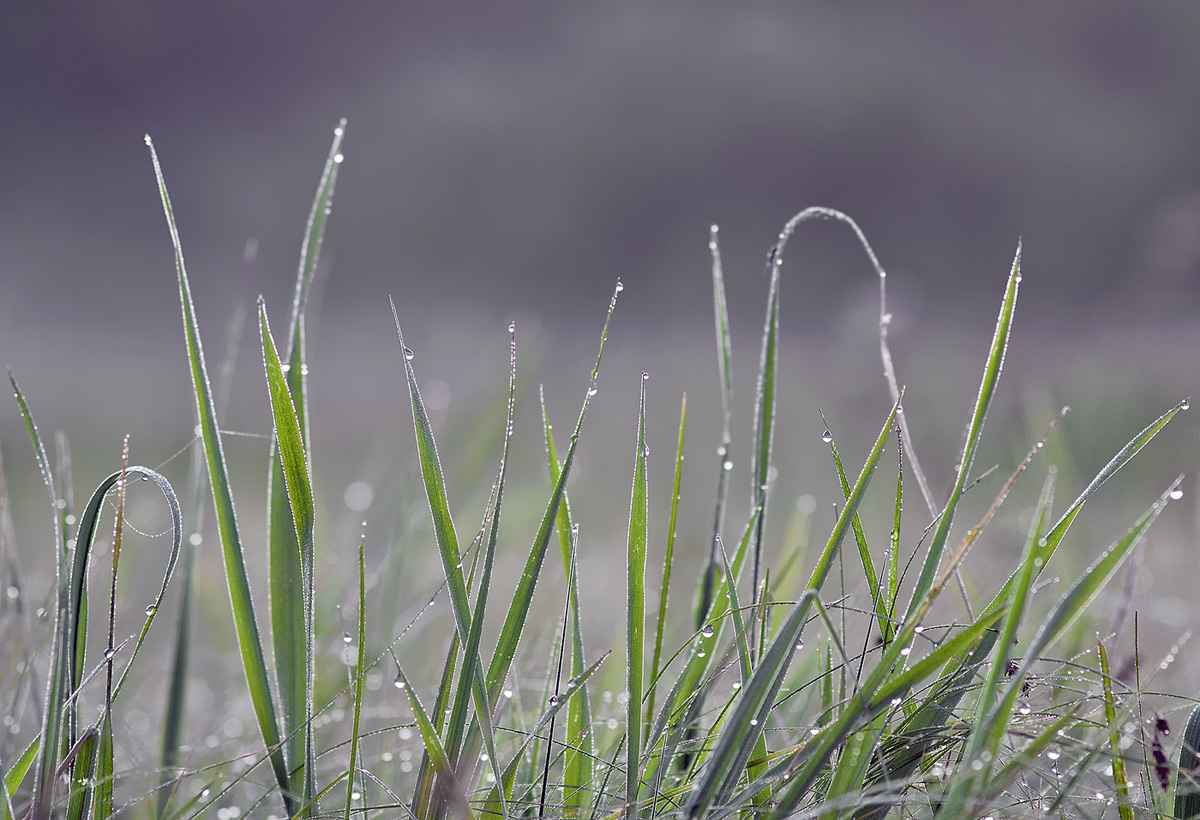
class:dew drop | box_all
[1170,489,1184,500]
[900,646,911,656]
[749,718,758,726]
[508,322,516,333]
[1046,748,1060,761]
[104,648,117,661]
[700,625,715,638]
[404,347,415,361]
[145,604,157,616]
[548,696,559,707]
[642,371,649,381]
[333,153,344,164]
[1182,399,1191,411]
[615,281,624,293]
[393,678,406,690]
[5,586,17,600]
[821,431,832,443]
[343,632,353,644]
[723,460,733,471]
[1035,441,1044,449]
[913,626,925,634]
[588,387,598,397]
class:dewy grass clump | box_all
[2,122,1198,820]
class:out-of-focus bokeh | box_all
[3,5,1200,686]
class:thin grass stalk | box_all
[748,261,778,623]
[540,389,594,817]
[625,374,649,819]
[10,374,68,820]
[648,395,686,739]
[1098,641,1135,820]
[344,530,367,820]
[146,136,294,813]
[458,281,622,785]
[699,224,733,628]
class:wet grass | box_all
[2,123,1199,819]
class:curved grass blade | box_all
[648,395,686,738]
[268,122,344,791]
[683,398,899,819]
[625,374,649,819]
[147,135,293,814]
[699,224,733,627]
[904,242,1021,623]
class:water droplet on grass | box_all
[700,625,714,638]
[1170,489,1184,500]
[821,431,832,443]
[393,678,406,689]
[1182,399,1191,410]
[404,347,415,361]
[615,281,624,292]
[333,153,344,164]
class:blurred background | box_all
[3,4,1200,694]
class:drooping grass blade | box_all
[147,135,293,813]
[268,122,344,792]
[625,374,649,820]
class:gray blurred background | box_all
[4,4,1200,687]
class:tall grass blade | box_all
[9,374,68,820]
[683,398,899,819]
[749,259,778,615]
[268,122,344,791]
[625,374,649,819]
[160,297,244,817]
[1098,641,1135,820]
[147,135,293,813]
[648,395,686,737]
[259,300,317,813]
[541,388,594,816]
[395,667,471,820]
[458,281,622,782]
[699,224,733,627]
[904,242,1021,622]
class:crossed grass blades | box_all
[1,122,1197,819]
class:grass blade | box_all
[147,135,293,813]
[1098,641,1135,820]
[699,224,733,627]
[626,374,649,819]
[260,300,317,813]
[541,387,595,816]
[904,242,1021,623]
[749,258,778,616]
[344,530,367,820]
[268,122,344,791]
[648,395,686,738]
[683,397,899,819]
[1176,704,1200,818]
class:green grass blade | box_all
[260,300,317,812]
[626,374,649,818]
[395,667,472,820]
[10,374,70,820]
[1098,641,1135,820]
[699,224,733,627]
[344,531,367,820]
[718,540,752,686]
[904,242,1021,623]
[160,297,244,818]
[683,398,899,819]
[1176,704,1200,818]
[822,419,889,645]
[748,263,778,614]
[2,737,38,820]
[541,388,594,817]
[648,395,686,738]
[146,136,293,813]
[268,123,343,789]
